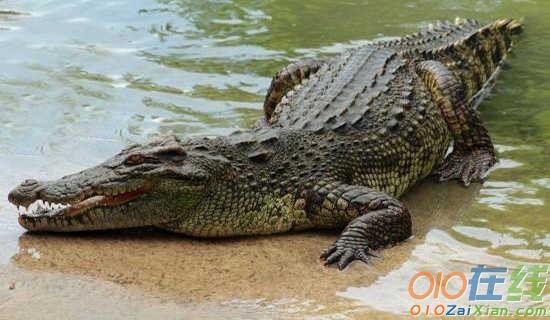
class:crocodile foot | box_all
[438,148,496,186]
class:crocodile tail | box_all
[377,19,483,54]
[427,18,523,100]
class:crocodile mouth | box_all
[11,184,152,220]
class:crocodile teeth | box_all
[17,183,150,218]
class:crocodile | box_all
[8,19,522,270]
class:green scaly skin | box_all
[8,18,522,270]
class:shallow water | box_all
[0,0,549,319]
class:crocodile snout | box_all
[8,179,44,207]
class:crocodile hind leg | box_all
[261,59,324,124]
[309,182,412,270]
[416,60,496,186]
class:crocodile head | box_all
[8,136,222,232]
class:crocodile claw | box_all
[438,148,496,186]
[321,241,382,270]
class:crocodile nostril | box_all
[22,179,39,186]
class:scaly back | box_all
[269,19,522,134]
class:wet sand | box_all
[0,180,481,319]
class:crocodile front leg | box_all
[262,59,324,123]
[308,182,412,270]
[416,60,496,186]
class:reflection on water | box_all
[0,0,549,318]
[480,181,544,210]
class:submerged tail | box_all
[379,18,523,101]
[427,18,523,101]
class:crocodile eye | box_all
[153,146,187,157]
[125,154,144,166]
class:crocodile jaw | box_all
[8,179,156,231]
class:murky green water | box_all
[0,0,549,318]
